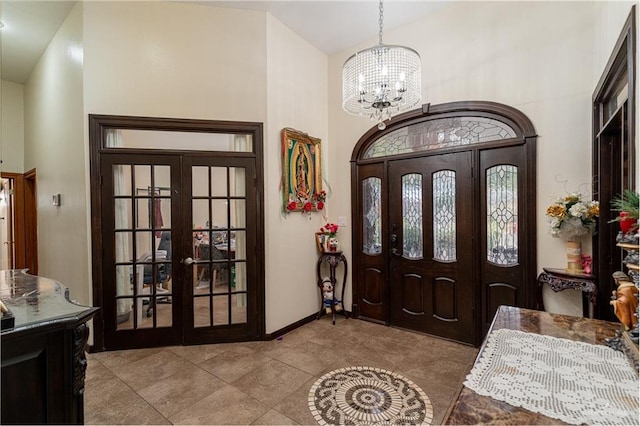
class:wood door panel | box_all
[432,277,456,321]
[400,273,425,315]
[362,267,384,305]
[485,282,518,324]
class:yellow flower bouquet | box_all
[546,193,599,240]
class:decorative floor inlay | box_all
[308,366,432,425]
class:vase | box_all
[325,237,339,252]
[619,212,636,234]
[566,240,584,273]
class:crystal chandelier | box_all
[342,0,422,130]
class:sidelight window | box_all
[486,165,518,265]
[362,177,382,255]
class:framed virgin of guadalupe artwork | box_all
[282,128,322,212]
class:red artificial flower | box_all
[324,222,339,235]
[286,201,297,211]
[317,201,324,210]
[303,201,313,212]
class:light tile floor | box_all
[85,316,478,425]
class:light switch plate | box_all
[338,216,347,227]
[52,194,61,206]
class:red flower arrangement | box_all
[320,222,339,237]
[284,190,327,214]
[314,190,327,211]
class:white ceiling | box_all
[1,0,446,84]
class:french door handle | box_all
[391,248,401,257]
[181,257,195,266]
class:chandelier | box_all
[342,0,422,130]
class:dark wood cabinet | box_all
[1,270,98,424]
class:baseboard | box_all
[264,312,317,340]
[264,310,352,340]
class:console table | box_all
[0,269,98,424]
[316,251,348,325]
[445,306,631,425]
[537,267,597,318]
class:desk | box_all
[445,306,628,425]
[316,251,348,325]
[195,241,235,286]
[537,267,597,318]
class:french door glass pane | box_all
[402,174,423,259]
[486,165,518,265]
[433,170,456,261]
[211,167,227,197]
[193,167,209,196]
[191,164,247,328]
[362,177,382,255]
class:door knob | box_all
[181,257,195,265]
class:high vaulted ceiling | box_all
[1,1,447,84]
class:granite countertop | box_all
[445,305,625,425]
[0,269,96,335]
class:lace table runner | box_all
[464,329,638,425]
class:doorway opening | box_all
[89,115,265,351]
[0,170,38,274]
[351,101,537,345]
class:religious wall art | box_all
[282,128,323,213]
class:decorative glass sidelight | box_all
[486,165,518,265]
[433,170,456,261]
[402,174,423,259]
[362,177,382,255]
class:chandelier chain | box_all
[378,0,384,45]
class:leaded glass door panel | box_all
[388,153,474,344]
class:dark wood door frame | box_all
[592,5,636,320]
[350,101,537,346]
[89,114,265,351]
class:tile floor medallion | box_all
[308,366,433,425]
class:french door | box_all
[388,153,474,343]
[100,153,258,350]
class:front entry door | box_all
[101,153,258,350]
[388,153,475,344]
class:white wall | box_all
[83,1,329,333]
[328,1,635,317]
[265,14,328,332]
[23,3,88,304]
[1,80,25,174]
[83,2,266,121]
